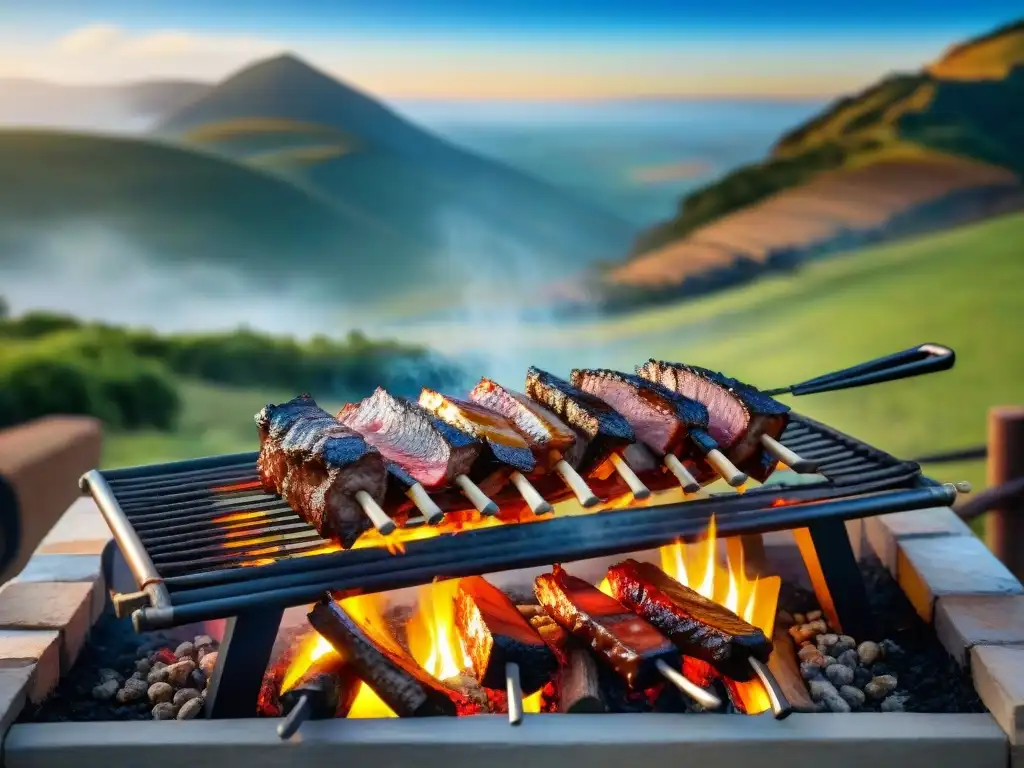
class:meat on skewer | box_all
[525,367,650,500]
[455,576,558,724]
[470,378,599,507]
[534,565,722,709]
[255,395,393,547]
[606,559,772,681]
[637,361,815,481]
[570,369,747,489]
[338,388,498,517]
[418,389,550,516]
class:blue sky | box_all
[0,0,1019,98]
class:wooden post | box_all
[985,406,1024,581]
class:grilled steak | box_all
[418,389,536,474]
[607,559,771,680]
[534,565,678,689]
[338,388,482,490]
[570,369,718,457]
[455,576,557,694]
[637,361,790,481]
[469,378,577,472]
[525,367,636,473]
[255,396,388,548]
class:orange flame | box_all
[406,581,471,680]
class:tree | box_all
[0,296,8,321]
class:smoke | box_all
[0,221,355,337]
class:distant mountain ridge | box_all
[604,17,1024,307]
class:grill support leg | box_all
[793,519,877,640]
[205,607,284,719]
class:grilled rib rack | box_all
[82,412,956,636]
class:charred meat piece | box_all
[338,388,482,490]
[607,559,771,680]
[255,396,388,548]
[570,369,718,457]
[534,565,678,690]
[525,367,636,473]
[637,361,790,481]
[469,378,577,472]
[455,576,558,693]
[418,389,536,474]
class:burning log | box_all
[606,559,772,682]
[525,368,650,500]
[558,648,606,713]
[276,649,361,739]
[534,565,721,710]
[455,577,558,725]
[307,595,485,718]
[570,369,747,490]
[470,377,600,508]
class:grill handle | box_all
[763,343,955,397]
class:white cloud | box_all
[54,23,125,55]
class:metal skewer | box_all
[760,435,817,474]
[405,483,445,524]
[506,662,525,726]
[510,472,553,515]
[553,457,600,507]
[355,491,396,535]
[747,657,793,720]
[663,454,701,493]
[454,474,500,515]
[276,693,311,739]
[655,659,723,710]
[609,453,651,500]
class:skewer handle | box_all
[506,662,524,726]
[748,657,793,720]
[276,693,311,739]
[355,490,396,535]
[704,449,748,488]
[405,483,444,525]
[663,454,701,493]
[655,659,722,711]
[454,475,499,516]
[553,459,599,507]
[511,472,553,515]
[760,434,818,474]
[609,453,651,500]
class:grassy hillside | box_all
[629,18,1024,266]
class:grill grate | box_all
[82,412,954,632]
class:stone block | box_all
[971,644,1024,745]
[12,553,106,623]
[0,581,96,671]
[0,666,34,736]
[934,595,1024,666]
[896,535,1023,622]
[0,630,60,704]
[36,497,112,556]
[865,506,973,571]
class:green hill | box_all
[630,18,1024,260]
[154,54,634,282]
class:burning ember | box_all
[267,516,782,722]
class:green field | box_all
[103,213,1023,524]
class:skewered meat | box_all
[418,389,536,473]
[469,378,576,472]
[606,559,771,680]
[454,576,557,693]
[308,595,486,717]
[338,388,482,490]
[570,369,717,458]
[255,395,389,548]
[534,564,678,689]
[525,367,636,473]
[637,361,790,481]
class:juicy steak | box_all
[607,559,771,681]
[534,565,678,690]
[570,369,718,457]
[255,395,388,548]
[469,378,577,472]
[637,361,790,481]
[454,576,558,694]
[418,389,536,474]
[525,367,636,473]
[338,388,482,490]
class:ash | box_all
[782,557,986,714]
[21,605,219,723]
